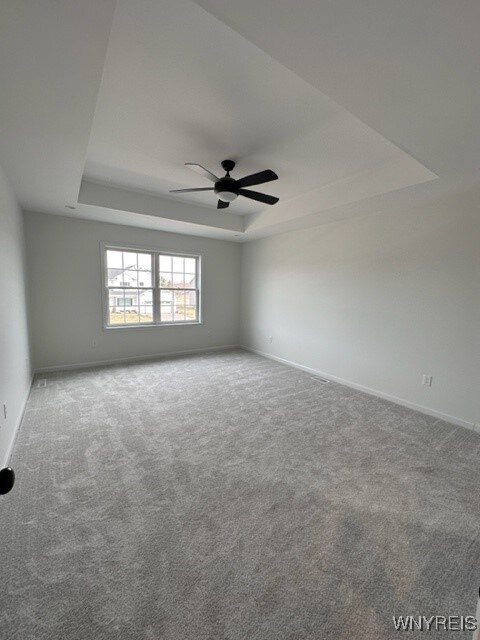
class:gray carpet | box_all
[1,349,479,639]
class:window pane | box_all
[123,289,136,318]
[185,306,197,321]
[137,252,151,271]
[160,272,172,287]
[172,272,187,288]
[159,255,172,272]
[160,305,174,322]
[175,306,186,322]
[123,252,137,269]
[174,290,188,306]
[159,289,172,322]
[141,290,153,306]
[160,289,173,304]
[109,289,125,324]
[184,257,196,274]
[139,303,153,323]
[172,256,184,272]
[137,272,152,288]
[135,288,154,323]
[184,290,197,308]
[115,289,125,305]
[184,274,196,288]
[109,308,125,324]
[124,270,138,287]
[107,268,121,285]
[106,250,122,268]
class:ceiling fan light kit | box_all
[217,190,238,202]
[170,159,279,209]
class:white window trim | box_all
[101,242,204,330]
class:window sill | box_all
[103,321,203,331]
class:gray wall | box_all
[241,188,480,427]
[25,212,241,371]
[21,188,480,429]
[0,167,31,467]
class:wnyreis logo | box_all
[392,615,477,632]
[393,589,480,633]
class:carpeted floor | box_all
[1,349,479,639]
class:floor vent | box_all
[311,376,330,384]
[37,379,47,388]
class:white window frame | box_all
[101,243,202,329]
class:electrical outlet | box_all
[422,375,432,387]
[92,339,97,348]
[268,336,273,344]
[3,404,6,420]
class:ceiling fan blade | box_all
[238,189,279,205]
[237,169,278,188]
[185,163,220,183]
[169,187,214,193]
[217,200,230,209]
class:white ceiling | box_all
[1,0,479,241]
[0,0,115,214]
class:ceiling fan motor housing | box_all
[215,176,239,201]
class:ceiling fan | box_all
[170,160,279,209]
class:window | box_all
[104,247,201,327]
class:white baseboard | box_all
[240,345,476,432]
[2,374,34,469]
[27,344,479,438]
[34,344,241,375]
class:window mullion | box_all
[153,252,160,324]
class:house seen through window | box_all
[105,247,200,327]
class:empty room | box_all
[1,1,479,638]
